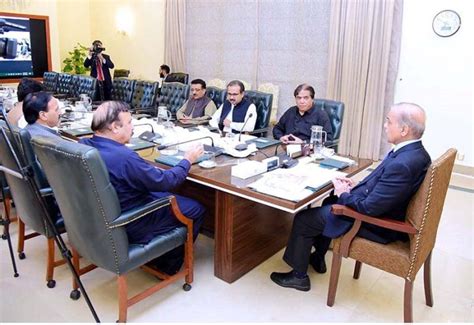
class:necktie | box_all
[96,58,104,81]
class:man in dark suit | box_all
[270,102,431,291]
[84,40,114,100]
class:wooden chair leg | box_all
[424,251,433,307]
[327,252,343,307]
[185,233,194,284]
[17,218,25,256]
[404,279,414,323]
[353,260,362,279]
[45,238,56,288]
[118,275,128,323]
[1,197,11,239]
[72,247,80,291]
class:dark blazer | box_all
[323,141,431,243]
[84,53,114,88]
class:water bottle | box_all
[310,125,326,158]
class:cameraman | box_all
[84,40,114,100]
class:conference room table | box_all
[138,143,372,283]
[59,115,372,283]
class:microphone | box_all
[235,113,254,151]
[156,136,215,151]
[135,123,162,143]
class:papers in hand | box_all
[248,163,347,201]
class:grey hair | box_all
[393,102,426,138]
[91,101,130,132]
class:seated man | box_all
[7,78,44,128]
[23,91,61,138]
[80,101,205,275]
[209,80,257,134]
[270,102,431,291]
[273,84,333,144]
[176,78,217,125]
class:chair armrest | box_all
[331,204,418,234]
[331,204,417,257]
[108,196,173,229]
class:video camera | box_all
[92,44,105,54]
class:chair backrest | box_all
[31,136,129,273]
[158,82,190,115]
[42,72,58,92]
[314,99,345,143]
[130,80,159,109]
[405,148,456,280]
[56,73,74,95]
[239,80,251,91]
[111,78,136,103]
[206,86,226,109]
[258,83,279,124]
[0,123,55,238]
[245,90,273,132]
[166,72,189,84]
[113,69,130,79]
[73,75,98,100]
[207,78,226,89]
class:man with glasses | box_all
[209,80,257,134]
[176,79,217,125]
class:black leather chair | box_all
[206,86,226,110]
[130,80,159,114]
[245,90,273,137]
[69,75,97,101]
[166,72,189,84]
[0,122,65,288]
[158,82,190,116]
[31,136,195,323]
[55,73,74,99]
[42,72,58,93]
[113,69,130,79]
[111,78,136,103]
[314,99,345,152]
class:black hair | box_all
[293,84,315,99]
[191,78,206,89]
[17,78,44,102]
[23,91,53,124]
[92,40,102,46]
[160,64,170,74]
[227,80,245,93]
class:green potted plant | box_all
[62,43,91,74]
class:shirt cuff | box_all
[178,159,192,171]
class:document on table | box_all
[248,162,347,201]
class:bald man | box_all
[271,102,431,291]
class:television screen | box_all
[0,13,50,81]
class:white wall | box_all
[394,0,473,167]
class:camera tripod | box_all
[0,104,100,322]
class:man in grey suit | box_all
[23,92,61,138]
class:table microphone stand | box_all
[0,105,100,323]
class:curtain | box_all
[326,0,403,160]
[164,0,186,72]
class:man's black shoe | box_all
[270,271,310,291]
[310,252,327,274]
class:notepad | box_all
[319,157,350,170]
[245,137,280,149]
[61,127,93,137]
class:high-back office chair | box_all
[258,83,279,125]
[245,90,273,137]
[206,86,226,109]
[56,73,74,96]
[111,78,136,103]
[113,69,130,79]
[0,123,65,288]
[31,136,195,323]
[158,82,190,116]
[166,72,189,84]
[130,80,159,114]
[69,75,97,101]
[314,99,345,152]
[42,71,58,93]
[327,148,457,322]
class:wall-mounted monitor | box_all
[0,12,51,83]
